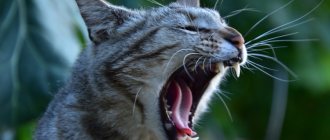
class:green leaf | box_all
[0,0,80,128]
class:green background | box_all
[1,0,329,139]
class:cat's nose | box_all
[228,34,245,49]
[222,27,245,49]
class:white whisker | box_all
[132,87,143,116]
[247,55,263,61]
[223,7,259,19]
[215,90,233,121]
[183,53,199,81]
[194,56,204,72]
[244,0,294,37]
[247,32,299,47]
[258,38,318,44]
[247,60,278,71]
[230,68,238,80]
[208,58,212,73]
[214,0,224,10]
[163,49,194,79]
[255,0,322,40]
[202,57,208,74]
[147,0,164,7]
[242,62,256,72]
[248,43,278,58]
[248,46,287,52]
[216,89,232,100]
[246,19,313,45]
[248,53,298,78]
[248,62,294,82]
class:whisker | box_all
[183,53,200,81]
[242,62,256,72]
[248,43,278,58]
[244,0,294,37]
[146,0,164,7]
[215,90,233,121]
[258,38,318,44]
[223,7,259,19]
[247,60,278,71]
[248,53,298,78]
[230,68,238,80]
[132,87,143,116]
[247,42,272,50]
[163,49,194,79]
[202,57,208,75]
[194,56,204,72]
[247,32,299,47]
[216,89,232,100]
[248,62,294,82]
[253,0,322,41]
[248,46,287,52]
[246,19,313,45]
[207,32,216,41]
[213,0,224,10]
[208,58,212,73]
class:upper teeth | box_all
[233,63,240,77]
[215,62,224,73]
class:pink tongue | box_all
[169,80,196,136]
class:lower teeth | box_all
[178,134,199,140]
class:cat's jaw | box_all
[154,61,234,139]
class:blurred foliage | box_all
[0,0,67,131]
[0,0,329,140]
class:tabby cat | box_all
[34,0,247,139]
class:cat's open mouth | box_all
[159,60,240,140]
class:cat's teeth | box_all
[166,111,172,115]
[178,135,199,140]
[233,63,240,77]
[190,136,199,140]
[215,62,224,73]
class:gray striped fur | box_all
[34,0,246,139]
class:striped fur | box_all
[34,0,246,139]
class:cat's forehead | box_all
[148,3,226,29]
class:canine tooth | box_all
[214,63,220,73]
[233,63,240,77]
[216,62,225,73]
[191,136,199,140]
[183,135,199,140]
[166,111,172,115]
[178,135,189,140]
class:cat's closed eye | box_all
[176,25,210,32]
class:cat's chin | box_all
[159,61,240,140]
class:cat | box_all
[34,0,247,139]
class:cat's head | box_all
[76,0,247,139]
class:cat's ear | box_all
[177,0,200,7]
[76,0,133,43]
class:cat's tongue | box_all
[169,80,196,137]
